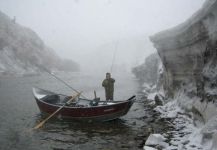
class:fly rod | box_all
[38,66,87,99]
[110,41,118,73]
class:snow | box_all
[143,146,157,150]
[145,134,168,148]
[142,74,217,150]
[141,66,217,150]
[201,116,217,134]
[144,92,214,150]
[143,83,152,91]
[147,92,157,101]
[154,100,183,119]
[144,86,164,102]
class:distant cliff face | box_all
[150,0,217,98]
[132,53,161,85]
[0,11,79,75]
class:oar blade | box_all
[33,120,46,129]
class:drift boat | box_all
[33,87,135,121]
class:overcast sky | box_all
[0,0,205,67]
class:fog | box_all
[0,0,205,73]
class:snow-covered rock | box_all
[153,96,210,150]
[150,0,217,98]
[133,0,217,149]
[134,1,217,148]
[201,116,217,137]
[147,92,157,101]
[148,0,217,149]
[145,134,168,148]
[0,10,79,75]
[143,146,157,150]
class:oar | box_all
[33,92,82,129]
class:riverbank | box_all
[143,89,215,150]
[140,0,217,149]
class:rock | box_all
[201,116,217,135]
[147,92,158,101]
[135,1,217,148]
[147,127,154,134]
[154,95,163,106]
[147,1,217,148]
[211,133,217,150]
[143,146,157,150]
[181,140,190,145]
[150,0,217,99]
[132,121,136,125]
[145,134,168,148]
[201,116,217,149]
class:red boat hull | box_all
[33,88,135,121]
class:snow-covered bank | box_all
[140,74,217,149]
[144,91,215,150]
[141,0,217,149]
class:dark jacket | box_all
[102,78,115,100]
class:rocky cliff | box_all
[150,0,217,99]
[0,11,79,75]
[149,0,217,149]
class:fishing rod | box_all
[38,66,87,99]
[110,41,118,73]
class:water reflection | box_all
[31,117,139,149]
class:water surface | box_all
[0,72,163,150]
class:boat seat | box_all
[62,96,77,106]
[41,95,60,104]
[89,98,100,106]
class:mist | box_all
[0,0,205,73]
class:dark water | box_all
[0,72,168,150]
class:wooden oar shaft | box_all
[34,92,81,129]
[33,106,63,129]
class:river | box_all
[0,72,170,150]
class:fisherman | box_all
[102,72,115,101]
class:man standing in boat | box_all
[102,72,115,101]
